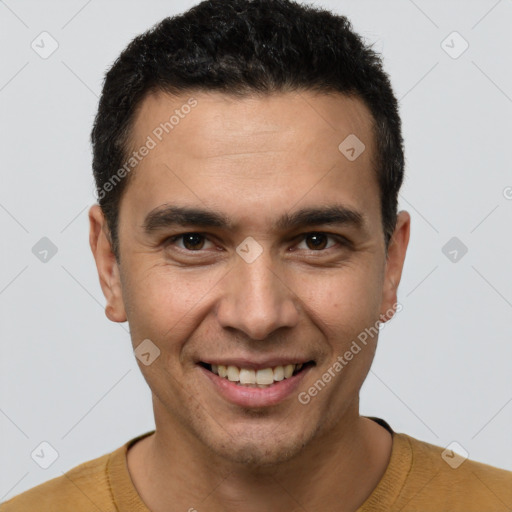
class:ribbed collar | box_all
[108,430,154,511]
[357,420,412,511]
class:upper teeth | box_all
[210,363,303,386]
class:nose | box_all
[215,249,300,340]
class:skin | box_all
[89,89,410,512]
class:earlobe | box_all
[379,210,411,322]
[88,205,127,323]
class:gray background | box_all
[1,0,511,501]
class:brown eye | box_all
[303,233,330,250]
[182,233,205,250]
[166,233,214,251]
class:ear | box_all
[88,204,127,323]
[379,210,410,322]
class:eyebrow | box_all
[142,203,366,234]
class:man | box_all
[3,0,511,510]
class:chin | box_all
[203,421,316,467]
[217,438,305,466]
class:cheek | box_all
[295,263,383,338]
[121,250,383,352]
[121,263,228,343]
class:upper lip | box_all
[198,358,313,370]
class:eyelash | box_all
[163,232,350,254]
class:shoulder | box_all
[0,450,116,512]
[395,433,512,511]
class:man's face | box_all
[90,90,409,465]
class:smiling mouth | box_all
[198,361,315,388]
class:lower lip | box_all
[199,365,313,408]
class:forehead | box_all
[121,89,379,233]
[129,89,375,160]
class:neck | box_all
[127,407,392,512]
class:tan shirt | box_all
[2,418,511,511]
